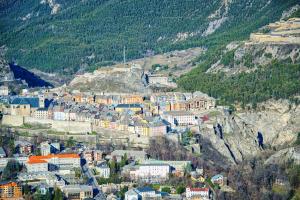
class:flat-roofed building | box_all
[62,185,93,200]
[130,164,170,183]
[33,108,49,119]
[162,111,197,127]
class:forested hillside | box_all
[0,0,298,73]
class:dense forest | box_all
[0,0,298,74]
[178,60,300,107]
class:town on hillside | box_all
[0,84,238,200]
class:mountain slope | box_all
[0,0,298,74]
[178,16,300,107]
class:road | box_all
[82,159,106,200]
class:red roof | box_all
[27,153,80,164]
[27,159,47,164]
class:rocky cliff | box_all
[201,100,300,164]
[0,56,14,82]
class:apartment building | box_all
[0,181,22,200]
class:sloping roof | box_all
[27,159,47,164]
[0,181,19,188]
[115,104,142,108]
[136,186,155,193]
[27,153,80,164]
[11,97,39,108]
[211,174,223,180]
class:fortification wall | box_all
[24,117,92,133]
[1,115,24,126]
[250,33,300,44]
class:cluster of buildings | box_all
[0,88,216,137]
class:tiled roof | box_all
[136,186,154,193]
[0,181,19,188]
[27,153,80,164]
[27,159,47,164]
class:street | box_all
[82,159,106,200]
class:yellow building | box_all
[10,104,31,116]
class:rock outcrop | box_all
[201,100,300,164]
[0,56,14,82]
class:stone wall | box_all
[24,117,92,133]
[1,115,24,127]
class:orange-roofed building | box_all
[26,153,81,172]
[0,181,22,200]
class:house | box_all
[125,186,162,200]
[115,104,143,113]
[0,86,9,96]
[83,150,94,164]
[26,153,80,172]
[40,142,60,156]
[83,150,103,164]
[211,174,224,186]
[130,164,170,183]
[148,121,167,137]
[62,185,93,200]
[95,162,110,178]
[186,187,209,199]
[15,140,33,155]
[0,181,22,199]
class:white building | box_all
[162,111,197,127]
[40,142,60,156]
[62,185,93,200]
[130,164,170,183]
[0,86,9,96]
[125,187,161,200]
[95,164,110,178]
[53,108,66,121]
[186,187,209,199]
[33,108,49,119]
[26,160,48,172]
[26,154,80,172]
